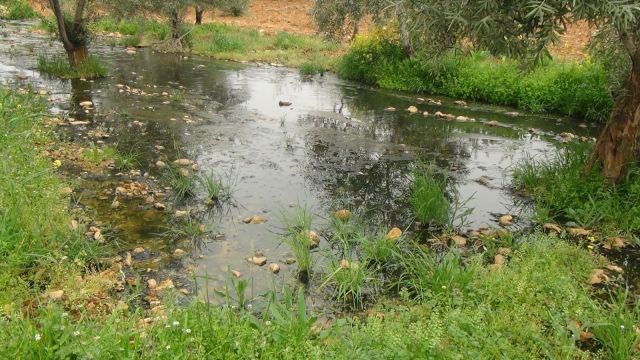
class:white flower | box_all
[265,321,272,326]
[73,331,80,337]
[166,345,171,350]
[621,325,626,330]
[184,328,192,334]
[60,326,65,331]
[172,321,179,327]
[34,334,41,341]
[61,312,69,318]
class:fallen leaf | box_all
[567,228,592,237]
[606,265,624,274]
[603,237,627,250]
[588,269,609,285]
[543,223,562,234]
[231,270,242,278]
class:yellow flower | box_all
[53,159,62,168]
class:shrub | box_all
[338,31,614,122]
[1,1,38,20]
[219,0,251,17]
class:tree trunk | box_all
[398,12,414,57]
[171,11,181,39]
[589,49,640,182]
[67,45,88,67]
[195,7,204,25]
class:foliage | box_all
[163,165,197,200]
[281,206,314,281]
[0,0,38,20]
[37,55,107,79]
[411,164,449,225]
[218,0,251,17]
[198,170,234,204]
[339,32,614,122]
[513,143,640,236]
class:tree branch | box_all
[72,0,87,34]
[49,0,74,51]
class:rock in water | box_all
[279,101,292,107]
[268,263,281,274]
[248,256,267,266]
[335,209,352,221]
[407,106,419,113]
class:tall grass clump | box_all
[198,170,234,205]
[219,0,251,17]
[37,55,107,79]
[411,165,449,226]
[0,0,38,20]
[513,143,640,236]
[281,206,315,283]
[164,165,197,201]
[337,30,614,122]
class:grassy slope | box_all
[0,90,636,358]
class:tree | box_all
[49,0,90,67]
[317,0,640,182]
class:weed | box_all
[37,55,107,79]
[266,287,317,343]
[281,206,315,283]
[411,164,449,226]
[198,170,234,205]
[82,142,117,165]
[321,256,376,309]
[300,62,325,76]
[219,0,251,17]
[113,148,140,171]
[215,270,251,309]
[163,165,197,201]
[593,289,640,360]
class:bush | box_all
[338,31,615,122]
[37,55,107,79]
[1,1,38,20]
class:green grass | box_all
[198,171,234,205]
[281,206,315,282]
[411,165,450,226]
[322,255,375,309]
[0,0,38,20]
[338,30,614,122]
[37,55,107,79]
[513,143,640,238]
[163,165,197,201]
[0,89,102,305]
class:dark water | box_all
[1,21,602,300]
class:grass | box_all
[281,206,315,282]
[198,171,234,205]
[0,0,38,20]
[411,164,450,226]
[338,29,614,122]
[163,165,197,201]
[513,143,640,238]
[37,55,107,79]
[321,256,376,309]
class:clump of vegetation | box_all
[82,143,117,165]
[114,149,141,171]
[198,170,234,205]
[0,0,38,20]
[163,165,197,200]
[338,30,614,122]
[281,206,315,283]
[513,143,640,237]
[411,164,449,226]
[37,55,107,79]
[321,255,375,309]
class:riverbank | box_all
[1,87,637,358]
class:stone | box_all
[407,106,419,113]
[567,228,592,237]
[147,279,157,289]
[79,101,93,108]
[336,209,352,221]
[133,247,145,254]
[173,159,193,166]
[284,257,296,265]
[499,214,513,226]
[179,168,190,177]
[456,116,470,122]
[603,236,627,250]
[385,107,396,111]
[589,269,608,285]
[278,101,292,107]
[175,210,189,218]
[454,100,467,106]
[49,290,65,301]
[487,120,499,127]
[153,202,166,210]
[155,160,167,168]
[268,263,281,274]
[543,223,562,234]
[451,235,467,247]
[243,215,267,224]
[606,265,623,274]
[173,249,186,257]
[423,111,429,116]
[386,227,402,241]
[231,270,242,278]
[494,254,506,266]
[124,252,132,267]
[157,279,174,290]
[497,247,512,256]
[248,256,267,266]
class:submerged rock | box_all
[248,256,267,266]
[407,106,419,113]
[279,101,292,107]
[268,263,281,274]
[243,215,267,224]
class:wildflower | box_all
[34,334,41,341]
[172,321,179,327]
[73,331,80,337]
[185,328,192,334]
[61,312,69,318]
[166,345,171,350]
[265,321,272,326]
[53,159,62,168]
